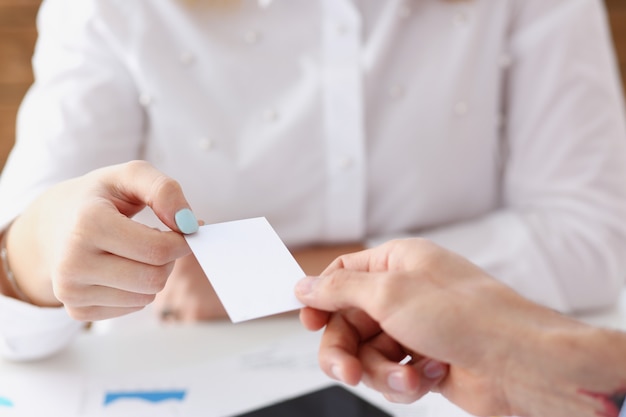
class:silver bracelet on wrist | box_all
[0,230,32,303]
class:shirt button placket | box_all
[321,0,366,241]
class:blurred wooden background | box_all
[0,0,626,171]
[0,0,39,171]
[608,0,626,87]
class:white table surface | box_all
[2,291,626,417]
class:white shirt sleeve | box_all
[0,294,83,361]
[0,0,144,360]
[0,0,144,230]
[371,0,626,313]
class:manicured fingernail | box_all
[331,365,344,382]
[175,208,199,234]
[422,360,447,379]
[388,371,407,392]
[295,277,316,295]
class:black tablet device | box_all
[232,385,392,417]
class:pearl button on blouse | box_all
[198,138,214,152]
[138,93,153,107]
[264,109,280,123]
[454,101,469,116]
[179,51,195,66]
[244,30,262,44]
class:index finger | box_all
[91,160,199,235]
[94,207,191,265]
[296,268,405,319]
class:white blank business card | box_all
[185,217,305,323]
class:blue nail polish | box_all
[175,208,199,234]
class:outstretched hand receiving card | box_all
[184,217,305,323]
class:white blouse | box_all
[2,0,626,360]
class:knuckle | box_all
[139,265,170,293]
[148,175,182,205]
[385,237,446,272]
[144,240,176,265]
[120,160,183,200]
[133,293,156,307]
[51,264,83,305]
[123,159,152,176]
[370,272,404,315]
[63,204,103,248]
[319,271,346,297]
[65,306,94,322]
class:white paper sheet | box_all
[0,330,477,417]
[83,330,473,417]
[185,217,305,323]
[0,370,83,416]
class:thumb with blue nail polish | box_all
[6,160,202,325]
[101,161,200,236]
[175,208,199,235]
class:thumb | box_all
[295,269,381,314]
[97,160,200,235]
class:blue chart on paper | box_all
[103,390,187,406]
[0,397,14,407]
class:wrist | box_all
[0,228,32,303]
[3,218,61,307]
[505,314,626,417]
[573,327,626,417]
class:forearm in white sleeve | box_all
[0,0,142,361]
[419,209,626,313]
[370,0,626,313]
[491,0,626,312]
[0,294,83,361]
